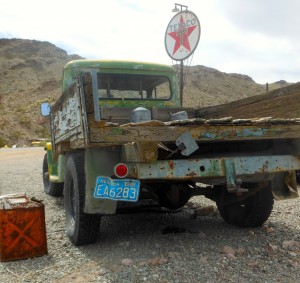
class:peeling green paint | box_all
[201,128,271,140]
[236,128,268,137]
[136,155,300,180]
[110,128,124,135]
[200,132,217,139]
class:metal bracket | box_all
[223,159,248,193]
[176,131,199,156]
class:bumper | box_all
[129,155,300,181]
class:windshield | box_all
[97,73,171,100]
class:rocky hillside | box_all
[182,65,267,108]
[0,38,293,146]
[0,39,81,146]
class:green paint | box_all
[223,159,236,187]
[200,132,217,139]
[201,128,270,140]
[99,99,179,109]
[203,159,223,176]
[111,128,124,135]
[65,60,176,73]
[236,128,268,137]
[46,149,59,179]
[62,59,181,109]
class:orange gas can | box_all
[0,194,48,261]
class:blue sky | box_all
[1,0,299,84]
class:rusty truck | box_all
[41,59,300,245]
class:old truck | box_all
[41,59,300,246]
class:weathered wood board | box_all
[89,118,300,144]
[195,82,300,119]
[51,90,83,144]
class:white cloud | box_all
[0,0,299,83]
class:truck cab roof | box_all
[64,59,176,73]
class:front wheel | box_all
[217,182,274,228]
[64,152,101,245]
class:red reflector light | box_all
[114,163,128,178]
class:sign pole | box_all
[180,59,184,106]
[164,4,201,107]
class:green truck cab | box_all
[41,59,300,245]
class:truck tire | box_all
[217,182,274,228]
[42,153,63,197]
[64,152,101,245]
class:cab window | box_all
[97,74,171,100]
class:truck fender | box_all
[84,146,122,214]
[44,143,64,183]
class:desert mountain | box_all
[0,39,81,146]
[0,38,293,146]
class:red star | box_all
[168,15,197,55]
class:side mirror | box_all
[40,102,51,117]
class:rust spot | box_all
[168,160,174,172]
[255,160,269,174]
[186,171,197,177]
[260,160,269,173]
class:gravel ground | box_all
[0,147,300,283]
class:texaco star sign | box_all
[165,10,201,61]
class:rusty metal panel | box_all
[134,155,300,180]
[0,194,47,262]
[121,142,158,162]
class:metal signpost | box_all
[165,3,201,106]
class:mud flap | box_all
[84,147,121,214]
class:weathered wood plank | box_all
[89,123,300,143]
[52,87,83,143]
[195,82,300,119]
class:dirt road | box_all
[0,148,300,282]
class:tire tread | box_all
[217,182,274,228]
[64,151,101,245]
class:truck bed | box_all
[50,82,300,150]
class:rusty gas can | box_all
[0,194,48,261]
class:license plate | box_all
[94,176,140,202]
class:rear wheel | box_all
[42,153,63,196]
[64,152,101,245]
[217,182,274,228]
